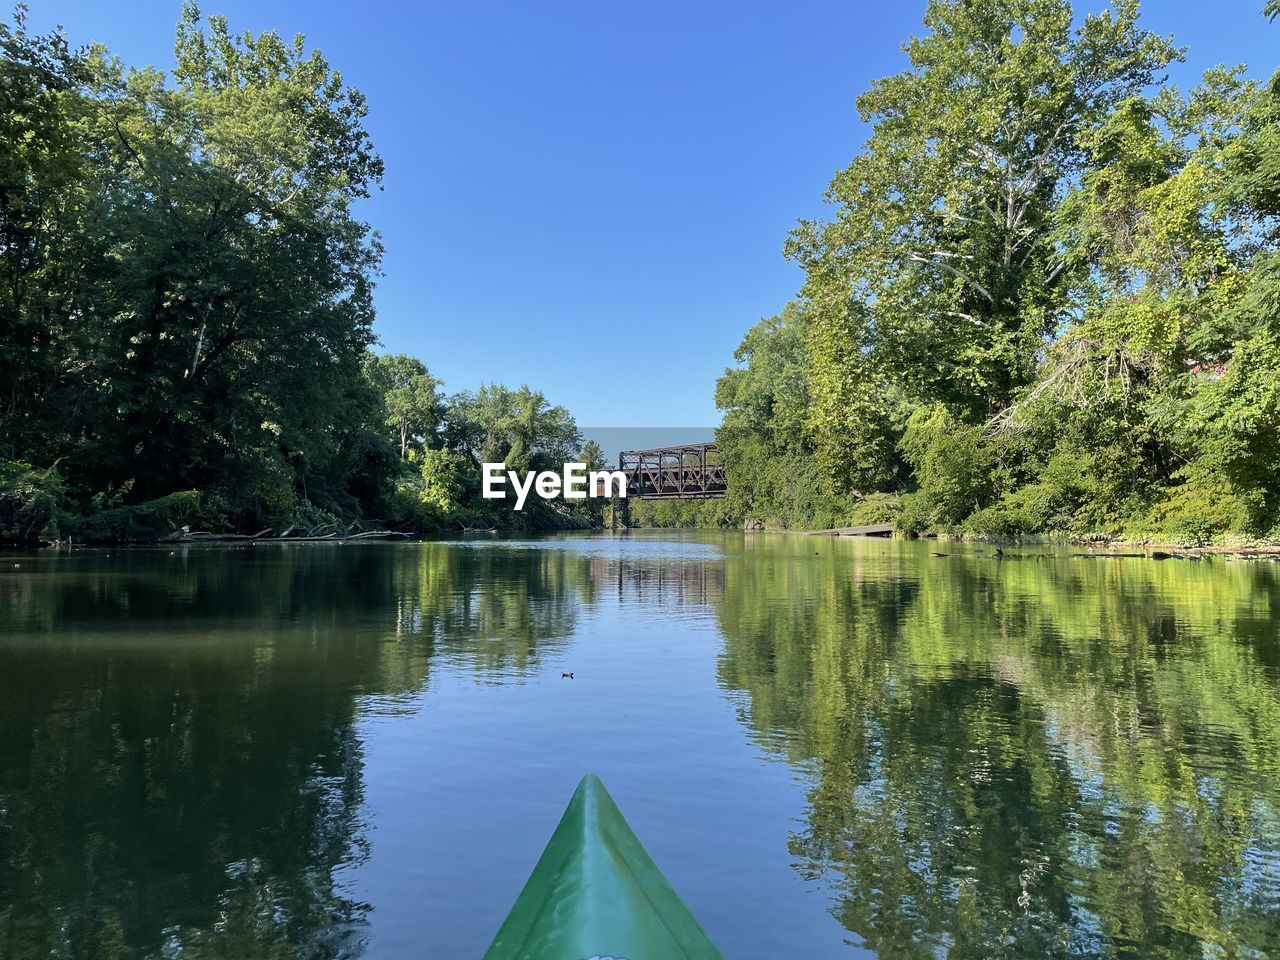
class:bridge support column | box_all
[610,495,630,531]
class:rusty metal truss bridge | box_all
[618,442,726,500]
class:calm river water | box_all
[1,534,1278,959]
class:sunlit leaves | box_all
[0,5,386,527]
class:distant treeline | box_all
[694,0,1280,544]
[0,5,602,543]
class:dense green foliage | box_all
[0,4,387,536]
[714,0,1280,544]
[8,0,1278,543]
[388,381,603,532]
[716,537,1280,958]
[0,7,597,542]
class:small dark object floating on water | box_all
[561,672,574,679]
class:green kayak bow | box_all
[482,774,726,960]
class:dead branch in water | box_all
[158,522,409,544]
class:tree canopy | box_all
[0,7,599,542]
[713,0,1280,544]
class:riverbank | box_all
[0,478,606,548]
[745,522,1280,556]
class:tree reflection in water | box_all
[0,542,593,960]
[716,538,1280,959]
[2,538,1278,959]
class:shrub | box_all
[66,490,228,543]
[1126,473,1256,546]
[963,503,1031,539]
[897,405,995,530]
[846,492,903,525]
[0,461,68,544]
[419,449,469,512]
[896,491,938,536]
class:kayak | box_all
[482,774,726,960]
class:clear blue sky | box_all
[27,0,1280,427]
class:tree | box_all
[0,10,92,458]
[0,3,387,530]
[0,6,609,539]
[365,353,443,459]
[579,440,607,473]
[1176,70,1280,533]
[715,304,820,523]
[789,0,1178,422]
[713,303,905,526]
[800,301,907,496]
[452,384,580,472]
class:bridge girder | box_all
[617,442,726,500]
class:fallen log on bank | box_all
[797,523,895,537]
[159,522,410,544]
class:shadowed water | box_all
[0,535,1277,958]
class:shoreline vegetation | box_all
[776,525,1280,557]
[0,4,610,546]
[631,0,1280,550]
[4,0,1280,548]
